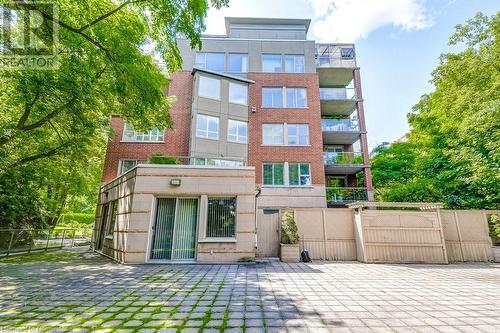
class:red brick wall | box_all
[247,73,325,185]
[101,72,193,182]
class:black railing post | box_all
[6,231,15,256]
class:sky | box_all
[204,0,498,150]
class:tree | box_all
[371,12,500,209]
[0,0,228,228]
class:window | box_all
[195,52,225,71]
[119,159,147,175]
[207,197,236,238]
[263,209,279,215]
[287,124,309,145]
[284,55,305,73]
[194,158,244,167]
[288,163,311,186]
[263,163,284,186]
[262,124,284,145]
[228,53,248,73]
[122,124,163,142]
[198,76,221,100]
[228,119,248,143]
[229,82,248,105]
[262,54,282,72]
[262,88,283,108]
[340,47,355,59]
[196,114,219,139]
[107,201,118,236]
[286,88,307,108]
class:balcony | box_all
[324,152,366,174]
[316,43,357,86]
[326,187,368,207]
[322,119,361,144]
[319,87,360,115]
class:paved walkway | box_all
[1,249,499,332]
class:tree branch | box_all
[78,0,132,32]
[3,141,71,171]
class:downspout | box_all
[254,186,262,251]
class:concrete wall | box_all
[93,165,256,263]
[190,71,249,164]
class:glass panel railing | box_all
[323,152,364,165]
[326,187,368,203]
[319,88,356,100]
[315,44,357,68]
[321,119,359,132]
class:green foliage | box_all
[280,211,299,244]
[0,0,228,229]
[489,214,500,245]
[148,153,179,164]
[58,213,95,228]
[371,12,500,209]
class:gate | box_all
[256,213,280,257]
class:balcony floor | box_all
[324,164,368,175]
[317,67,356,86]
[320,99,360,116]
[323,130,362,145]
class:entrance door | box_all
[150,198,199,261]
[256,211,280,257]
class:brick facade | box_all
[101,72,193,182]
[247,73,325,185]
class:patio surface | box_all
[1,249,499,332]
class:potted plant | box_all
[280,211,300,263]
[488,214,500,262]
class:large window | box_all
[262,54,282,72]
[263,163,284,186]
[107,201,118,236]
[198,76,221,100]
[229,82,248,105]
[262,88,283,108]
[194,158,244,167]
[196,114,219,139]
[287,124,309,145]
[122,124,163,142]
[228,119,248,143]
[284,55,305,73]
[207,197,236,238]
[286,88,307,108]
[119,159,147,175]
[195,52,225,71]
[288,163,311,186]
[262,124,284,145]
[228,53,248,73]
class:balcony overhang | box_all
[324,164,367,175]
[322,130,363,145]
[317,67,358,86]
[320,99,361,115]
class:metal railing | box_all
[0,228,92,256]
[319,87,356,100]
[315,43,357,68]
[322,119,359,132]
[324,152,364,165]
[326,187,368,204]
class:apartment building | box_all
[101,17,373,209]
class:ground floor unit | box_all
[1,249,500,332]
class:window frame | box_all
[228,82,248,105]
[206,197,237,239]
[228,53,248,73]
[262,124,284,145]
[262,87,283,108]
[198,75,221,100]
[227,119,248,144]
[262,163,285,186]
[196,114,220,140]
[119,159,147,175]
[193,158,245,167]
[288,163,312,187]
[261,54,282,72]
[122,123,164,143]
[286,87,308,108]
[287,124,309,145]
[195,52,225,71]
[284,54,305,73]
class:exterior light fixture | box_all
[170,178,181,186]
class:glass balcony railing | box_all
[315,44,357,68]
[324,152,364,165]
[319,87,356,100]
[326,187,368,204]
[322,119,359,132]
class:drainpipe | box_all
[254,186,262,250]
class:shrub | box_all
[58,213,95,228]
[281,211,299,244]
[148,153,179,164]
[489,214,500,245]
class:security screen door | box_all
[150,198,198,260]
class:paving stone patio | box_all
[1,249,500,332]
